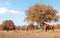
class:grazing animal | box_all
[0,25,3,30]
[44,23,54,31]
[34,25,40,30]
[26,23,34,30]
[4,25,15,31]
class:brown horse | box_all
[26,23,34,30]
[44,24,54,31]
[0,25,3,30]
[44,23,54,31]
[3,25,15,31]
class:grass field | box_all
[0,29,60,38]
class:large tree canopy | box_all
[25,3,60,30]
[25,3,59,25]
[2,20,15,27]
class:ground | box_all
[0,29,60,38]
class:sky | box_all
[0,0,60,26]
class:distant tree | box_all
[2,20,15,30]
[25,3,59,30]
[16,26,21,30]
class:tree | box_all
[25,3,59,30]
[2,20,15,30]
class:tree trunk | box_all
[39,22,44,31]
[37,21,44,31]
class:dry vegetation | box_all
[0,20,60,38]
[0,29,60,38]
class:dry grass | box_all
[0,29,60,38]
